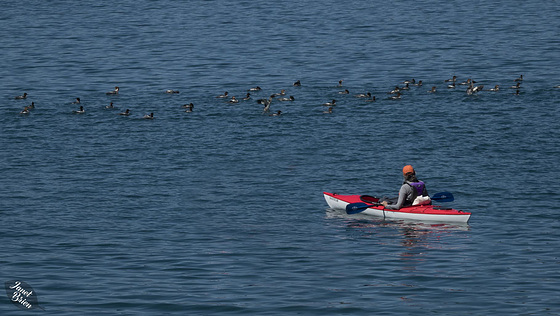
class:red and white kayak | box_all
[324,192,471,223]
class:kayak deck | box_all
[324,192,471,223]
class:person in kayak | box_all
[381,165,430,210]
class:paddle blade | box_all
[346,202,377,214]
[431,192,454,202]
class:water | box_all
[1,0,560,315]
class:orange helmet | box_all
[402,165,415,175]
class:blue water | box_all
[2,0,560,315]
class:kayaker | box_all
[381,165,430,210]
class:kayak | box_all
[324,192,471,223]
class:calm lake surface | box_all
[1,1,560,315]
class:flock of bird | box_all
[12,75,560,118]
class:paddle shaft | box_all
[346,192,454,214]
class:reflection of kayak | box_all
[324,192,471,223]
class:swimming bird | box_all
[389,92,402,100]
[323,107,333,114]
[270,110,282,116]
[243,93,251,100]
[514,75,523,82]
[278,96,295,101]
[403,78,415,84]
[466,84,484,95]
[401,83,410,90]
[228,96,239,103]
[106,86,119,95]
[216,91,229,98]
[106,102,114,109]
[354,92,371,98]
[119,109,131,116]
[323,99,336,106]
[73,106,85,114]
[459,78,475,85]
[389,86,400,94]
[427,86,436,93]
[489,85,500,91]
[184,103,194,112]
[339,89,350,94]
[72,98,81,104]
[143,113,154,119]
[338,80,343,87]
[513,89,520,95]
[258,95,275,112]
[28,102,35,109]
[445,76,457,82]
[166,89,180,94]
[293,80,301,86]
[262,102,272,113]
[510,82,521,89]
[554,85,560,88]
[20,107,30,114]
[273,89,286,97]
[248,86,262,92]
[257,95,275,105]
[15,92,27,100]
[447,82,456,89]
[415,80,423,86]
[15,93,27,100]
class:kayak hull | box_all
[324,192,471,223]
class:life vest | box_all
[406,181,425,199]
